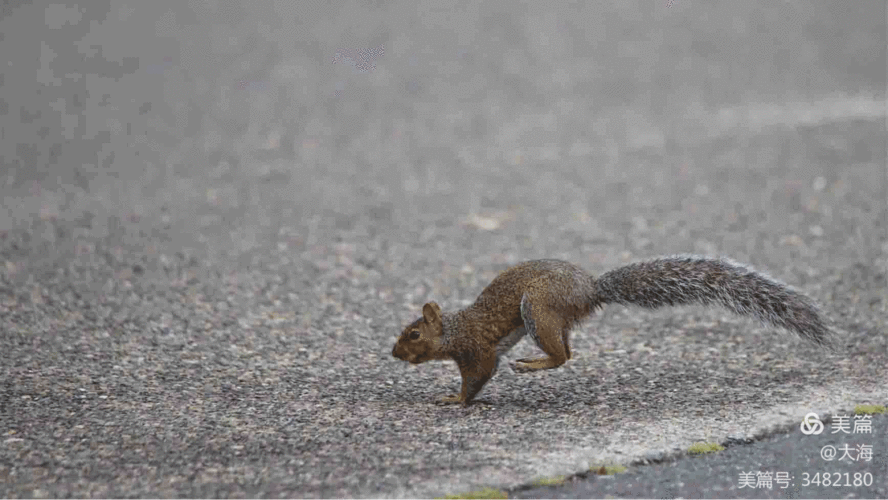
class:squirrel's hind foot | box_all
[511,356,565,372]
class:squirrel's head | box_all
[392,302,446,364]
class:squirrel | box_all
[392,256,833,405]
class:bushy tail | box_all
[593,255,832,347]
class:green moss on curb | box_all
[688,442,725,454]
[531,475,566,486]
[439,487,508,499]
[590,464,628,475]
[854,404,887,415]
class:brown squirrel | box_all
[392,256,832,405]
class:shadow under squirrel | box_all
[392,256,832,405]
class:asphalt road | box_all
[1,1,886,498]
[515,413,888,499]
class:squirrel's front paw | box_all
[439,394,464,404]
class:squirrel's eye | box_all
[408,331,420,340]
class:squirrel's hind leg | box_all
[512,293,570,373]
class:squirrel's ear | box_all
[422,302,442,323]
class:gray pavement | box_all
[1,1,886,498]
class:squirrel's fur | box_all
[392,256,832,405]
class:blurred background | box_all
[2,1,884,271]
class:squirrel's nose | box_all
[392,344,406,360]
